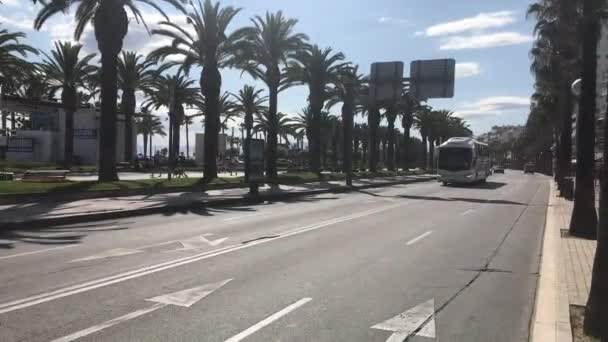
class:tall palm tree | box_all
[234,11,308,177]
[383,104,399,171]
[398,92,419,169]
[183,115,194,159]
[414,105,433,169]
[286,45,347,174]
[136,109,158,158]
[293,107,313,150]
[118,51,168,163]
[34,0,186,181]
[569,0,598,239]
[231,85,267,180]
[149,116,167,157]
[143,72,199,170]
[326,65,362,181]
[150,0,245,180]
[40,41,96,168]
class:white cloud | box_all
[0,14,34,31]
[455,62,481,79]
[454,96,530,119]
[424,11,516,37]
[378,16,409,25]
[439,32,532,50]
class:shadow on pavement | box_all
[355,187,525,206]
[443,181,507,190]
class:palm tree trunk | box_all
[570,5,599,239]
[95,0,127,182]
[62,89,77,169]
[143,132,148,159]
[386,107,397,171]
[201,65,221,180]
[266,73,280,178]
[557,80,573,190]
[421,135,428,169]
[402,120,411,170]
[368,106,380,172]
[149,134,153,158]
[342,103,353,184]
[1,111,7,160]
[122,89,135,163]
[585,47,608,338]
[186,122,191,159]
[10,112,15,131]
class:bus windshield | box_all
[438,148,473,171]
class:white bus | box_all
[437,137,491,185]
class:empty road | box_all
[0,171,549,342]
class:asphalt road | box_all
[0,171,550,342]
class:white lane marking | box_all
[405,231,433,246]
[371,298,436,341]
[0,245,76,261]
[71,248,143,263]
[224,297,312,342]
[50,279,232,342]
[170,236,229,251]
[147,279,232,307]
[460,209,474,216]
[223,212,267,221]
[0,203,402,314]
[50,303,166,342]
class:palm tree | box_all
[40,41,97,168]
[183,115,194,159]
[293,107,313,150]
[231,85,267,180]
[234,11,308,177]
[414,105,433,169]
[149,0,245,180]
[528,0,580,191]
[118,51,168,163]
[383,104,399,171]
[136,109,158,158]
[568,0,598,240]
[286,45,347,174]
[326,65,362,181]
[142,72,199,170]
[398,92,419,169]
[218,92,238,134]
[149,116,167,157]
[254,111,294,148]
[34,0,186,181]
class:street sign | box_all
[370,61,404,103]
[248,139,265,182]
[410,59,456,100]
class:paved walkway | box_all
[0,175,433,225]
[532,182,598,342]
[556,193,597,307]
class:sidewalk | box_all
[0,175,435,228]
[532,182,598,342]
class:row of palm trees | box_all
[527,0,607,338]
[1,0,473,181]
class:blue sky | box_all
[0,0,536,148]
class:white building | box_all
[0,95,135,165]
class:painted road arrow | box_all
[50,279,233,342]
[175,235,229,250]
[72,248,143,262]
[371,298,436,341]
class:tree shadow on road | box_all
[355,188,526,206]
[443,181,507,190]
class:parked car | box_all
[524,163,535,174]
[493,165,505,174]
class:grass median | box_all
[0,170,421,196]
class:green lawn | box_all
[0,170,419,195]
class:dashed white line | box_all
[223,212,267,221]
[49,302,166,342]
[223,298,312,342]
[405,231,433,246]
[0,245,76,261]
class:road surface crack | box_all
[241,235,280,244]
[403,183,542,341]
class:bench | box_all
[22,170,69,183]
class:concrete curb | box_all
[0,176,436,230]
[530,182,573,342]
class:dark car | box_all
[493,165,505,174]
[524,163,535,174]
